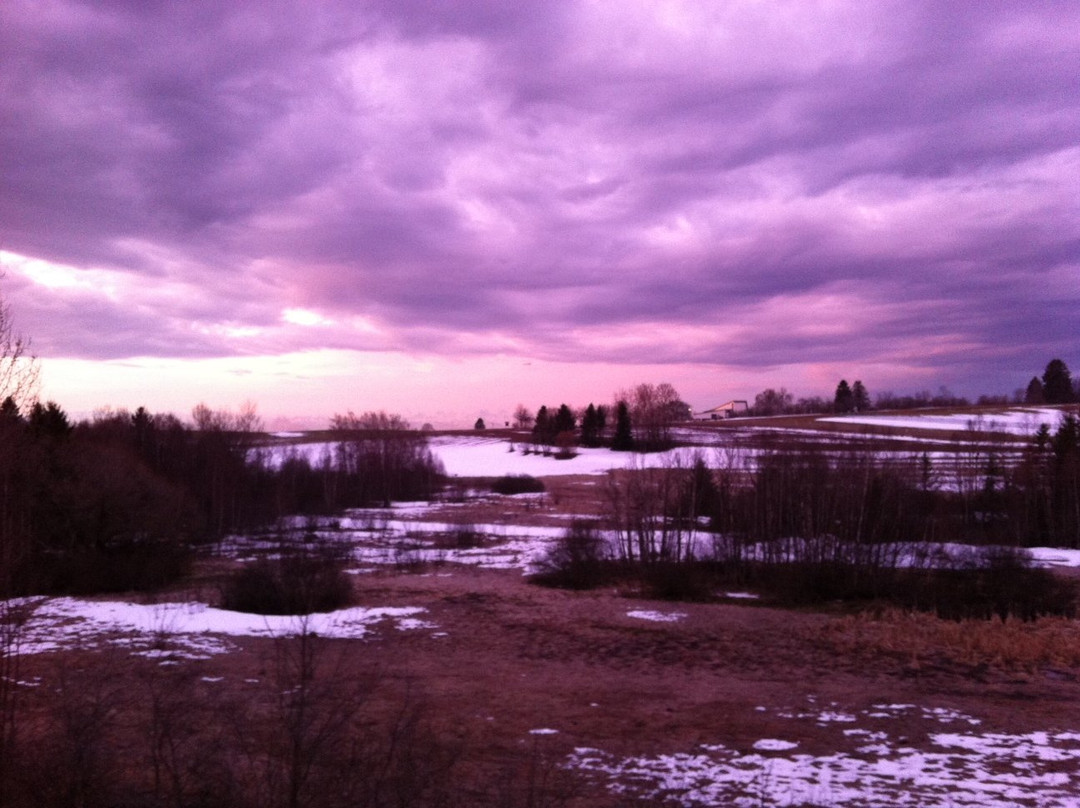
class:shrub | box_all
[221,541,352,615]
[532,521,611,590]
[902,547,1077,621]
[491,474,546,495]
[746,544,1077,620]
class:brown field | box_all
[8,471,1080,807]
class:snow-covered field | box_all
[3,597,436,661]
[241,504,1080,576]
[569,701,1080,807]
[430,437,706,477]
[271,408,1070,482]
[268,436,710,478]
[819,407,1068,436]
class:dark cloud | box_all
[0,0,1077,398]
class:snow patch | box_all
[6,598,435,659]
[569,701,1080,807]
[626,610,687,623]
[752,739,798,751]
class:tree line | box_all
[536,409,1080,616]
[0,399,443,597]
[515,382,691,454]
[744,359,1077,417]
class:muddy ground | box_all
[10,474,1080,806]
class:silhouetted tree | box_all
[834,380,854,413]
[473,418,486,430]
[0,292,39,412]
[852,380,870,412]
[330,411,443,507]
[532,405,557,446]
[513,404,533,430]
[580,403,602,447]
[554,403,575,434]
[29,400,72,438]
[1043,359,1075,404]
[1025,377,1046,404]
[611,401,634,451]
[752,387,793,416]
[0,396,19,423]
[621,382,681,449]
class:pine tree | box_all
[611,401,633,451]
[1043,359,1075,404]
[852,380,870,412]
[532,405,556,445]
[580,403,600,447]
[1025,377,1045,404]
[0,396,19,422]
[554,403,575,434]
[834,380,854,413]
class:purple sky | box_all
[1,1,1077,427]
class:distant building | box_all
[694,400,749,420]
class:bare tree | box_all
[0,286,40,412]
[752,387,793,416]
[513,404,534,430]
[617,382,683,450]
[330,411,444,506]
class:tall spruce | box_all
[1025,376,1046,404]
[554,403,575,434]
[852,380,870,412]
[580,403,601,447]
[1043,359,1075,404]
[834,380,854,413]
[611,400,633,451]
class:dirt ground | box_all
[11,474,1080,806]
[21,563,1080,805]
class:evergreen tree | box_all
[1025,377,1045,404]
[580,403,601,447]
[595,404,608,435]
[0,396,20,423]
[474,418,486,430]
[1043,359,1075,404]
[554,403,575,434]
[611,400,633,451]
[852,380,870,412]
[29,400,71,438]
[834,380,854,413]
[532,405,555,445]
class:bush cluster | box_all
[490,474,546,495]
[532,521,611,590]
[221,542,352,615]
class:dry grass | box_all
[822,608,1080,672]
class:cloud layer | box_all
[1,0,1077,413]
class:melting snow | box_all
[626,610,687,623]
[5,598,435,660]
[752,739,798,751]
[818,408,1065,436]
[569,701,1080,807]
